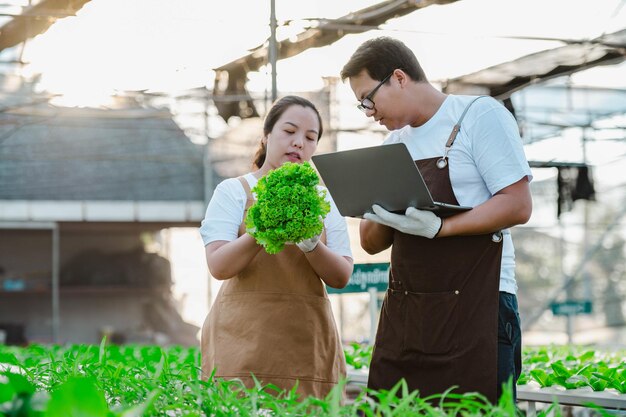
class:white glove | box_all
[296,232,321,253]
[364,204,442,239]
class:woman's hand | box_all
[295,232,322,253]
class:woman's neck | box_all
[252,167,269,178]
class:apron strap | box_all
[444,95,488,149]
[237,176,255,210]
[438,97,505,241]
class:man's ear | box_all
[394,69,409,87]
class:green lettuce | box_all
[246,162,330,254]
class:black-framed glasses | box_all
[357,72,393,113]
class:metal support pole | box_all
[51,223,60,344]
[269,0,278,102]
[203,88,213,309]
[203,89,213,206]
[566,313,574,344]
[555,209,573,343]
[560,217,574,344]
[575,128,592,344]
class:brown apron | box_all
[367,97,502,403]
[201,176,346,399]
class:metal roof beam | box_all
[442,29,626,99]
[0,0,91,52]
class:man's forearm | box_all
[438,179,532,237]
[359,219,394,254]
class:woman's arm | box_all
[205,234,263,280]
[302,244,353,289]
[208,233,353,286]
[201,178,262,280]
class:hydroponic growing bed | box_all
[344,343,626,415]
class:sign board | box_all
[550,300,593,316]
[327,263,389,294]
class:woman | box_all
[199,95,353,399]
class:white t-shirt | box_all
[199,173,353,259]
[384,95,532,294]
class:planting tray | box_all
[347,368,626,414]
[518,383,626,416]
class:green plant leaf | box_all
[550,360,572,379]
[45,377,109,417]
[0,381,16,404]
[578,350,596,362]
[516,372,529,385]
[3,372,35,396]
[564,374,588,389]
[118,389,161,417]
[0,352,20,366]
[530,368,555,387]
[589,375,608,391]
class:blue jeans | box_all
[497,292,522,402]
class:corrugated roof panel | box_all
[0,106,205,201]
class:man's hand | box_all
[364,205,442,239]
[296,232,322,253]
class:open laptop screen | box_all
[311,143,471,218]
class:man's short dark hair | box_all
[340,36,427,83]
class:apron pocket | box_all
[374,290,405,354]
[404,290,459,355]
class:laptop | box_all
[311,143,472,218]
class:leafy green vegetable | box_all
[344,342,373,370]
[530,368,555,387]
[246,162,330,254]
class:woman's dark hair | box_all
[252,95,323,169]
[340,36,427,83]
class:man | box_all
[340,37,532,403]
